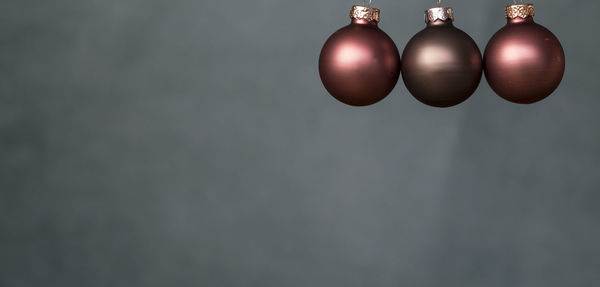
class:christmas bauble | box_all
[483,4,565,104]
[401,7,482,108]
[319,5,400,106]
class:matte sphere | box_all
[401,20,482,107]
[319,19,400,106]
[484,17,565,104]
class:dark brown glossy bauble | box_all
[483,17,565,104]
[319,19,400,106]
[401,20,482,108]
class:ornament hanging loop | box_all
[437,0,441,7]
[362,0,373,7]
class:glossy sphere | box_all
[401,20,482,107]
[319,19,400,106]
[484,17,565,104]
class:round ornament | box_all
[401,6,482,108]
[319,4,401,106]
[483,3,565,104]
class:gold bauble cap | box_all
[425,7,454,23]
[505,4,535,19]
[350,5,380,22]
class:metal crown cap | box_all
[505,4,535,19]
[425,7,454,23]
[350,5,380,22]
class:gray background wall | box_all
[1,0,599,286]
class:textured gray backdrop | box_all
[1,0,599,286]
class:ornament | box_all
[401,3,482,108]
[483,3,565,104]
[319,3,400,106]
